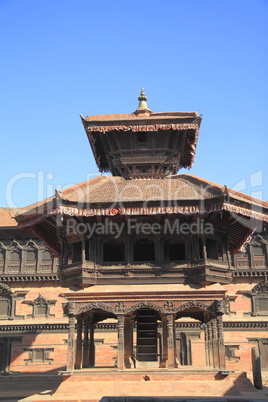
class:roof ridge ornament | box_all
[134,88,153,116]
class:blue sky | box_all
[0,0,267,208]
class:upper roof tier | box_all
[81,90,202,179]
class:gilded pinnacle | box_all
[137,88,149,110]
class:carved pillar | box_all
[249,245,254,269]
[37,249,42,273]
[67,314,76,372]
[161,315,168,367]
[124,315,134,368]
[117,315,125,369]
[205,324,209,366]
[207,321,213,367]
[83,315,89,368]
[89,317,95,367]
[217,315,226,369]
[167,314,175,368]
[75,315,83,369]
[212,318,219,368]
[82,237,86,264]
[202,235,207,263]
[20,250,25,273]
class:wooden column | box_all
[67,315,76,372]
[167,314,175,368]
[204,324,210,366]
[161,315,168,367]
[202,235,207,263]
[75,315,83,369]
[207,321,213,367]
[217,315,226,369]
[89,317,95,367]
[124,316,134,368]
[83,315,89,368]
[212,318,219,368]
[82,237,86,264]
[117,315,125,369]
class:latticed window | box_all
[10,250,20,261]
[24,348,54,364]
[24,294,56,318]
[252,245,266,268]
[0,299,10,317]
[26,250,36,261]
[42,250,51,261]
[257,298,268,313]
[225,345,240,361]
[35,304,47,317]
[235,250,249,268]
[251,281,268,316]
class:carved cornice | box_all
[0,323,69,333]
[0,274,60,282]
[1,321,268,334]
[223,321,268,331]
[233,271,268,278]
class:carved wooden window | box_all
[24,348,54,364]
[252,245,266,268]
[133,239,155,262]
[251,281,268,316]
[0,250,4,272]
[259,340,268,368]
[10,250,20,261]
[0,284,13,320]
[235,250,249,268]
[26,250,36,261]
[0,298,10,318]
[72,242,82,263]
[42,250,51,261]
[25,294,56,318]
[206,239,219,260]
[103,240,125,263]
[24,250,37,272]
[0,284,25,320]
[225,345,240,361]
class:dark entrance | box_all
[0,337,20,373]
[136,309,158,362]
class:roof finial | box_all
[138,88,148,110]
[134,89,152,115]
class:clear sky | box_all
[0,0,267,208]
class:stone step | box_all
[48,371,256,399]
[1,371,264,402]
[0,375,62,391]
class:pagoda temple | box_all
[1,91,268,398]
